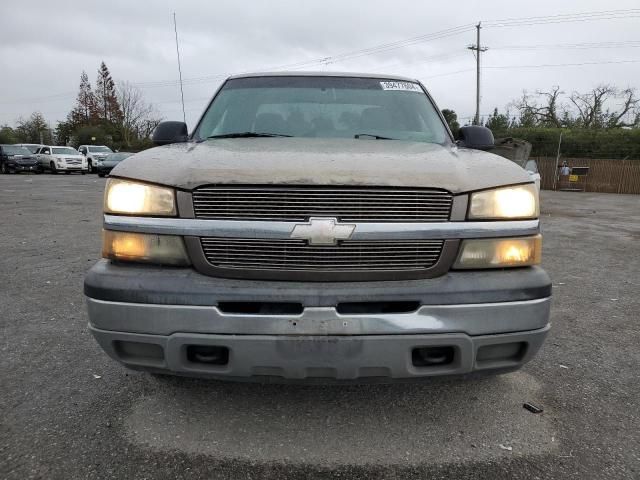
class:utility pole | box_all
[467,22,488,125]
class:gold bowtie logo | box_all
[290,217,356,245]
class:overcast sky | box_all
[1,0,639,129]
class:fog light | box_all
[454,235,541,269]
[102,230,190,266]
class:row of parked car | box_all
[0,143,133,177]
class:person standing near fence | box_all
[559,161,571,189]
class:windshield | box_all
[3,146,31,155]
[52,147,79,155]
[105,152,133,162]
[22,145,41,153]
[194,76,449,144]
[88,146,112,153]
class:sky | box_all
[1,0,639,129]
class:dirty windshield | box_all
[194,76,450,144]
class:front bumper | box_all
[9,163,39,172]
[96,165,114,175]
[85,261,551,381]
[57,164,87,171]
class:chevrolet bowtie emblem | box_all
[290,217,356,245]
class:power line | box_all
[484,8,640,27]
[484,59,640,69]
[492,40,640,51]
[2,8,640,106]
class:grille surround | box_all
[192,185,453,223]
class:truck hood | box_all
[52,154,83,159]
[111,138,531,194]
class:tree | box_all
[485,108,510,132]
[68,71,98,128]
[512,86,565,128]
[441,109,460,137]
[0,125,17,144]
[569,85,614,129]
[95,62,122,123]
[14,112,53,144]
[116,81,163,147]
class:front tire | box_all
[0,162,8,174]
[87,160,93,173]
[50,162,57,174]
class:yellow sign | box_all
[569,174,579,182]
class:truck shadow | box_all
[123,370,556,465]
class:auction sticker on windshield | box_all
[379,81,422,91]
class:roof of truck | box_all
[227,71,419,82]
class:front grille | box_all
[65,158,81,165]
[192,186,453,222]
[200,237,444,271]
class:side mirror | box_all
[457,125,495,151]
[152,121,189,146]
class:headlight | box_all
[104,178,176,216]
[102,230,189,266]
[96,161,103,166]
[454,235,542,269]
[468,184,539,220]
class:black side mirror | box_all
[457,125,494,150]
[152,121,189,146]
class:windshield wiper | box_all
[206,132,292,140]
[354,133,395,140]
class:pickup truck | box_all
[85,72,551,382]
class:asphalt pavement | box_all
[1,174,639,479]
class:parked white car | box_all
[35,146,88,174]
[78,145,113,173]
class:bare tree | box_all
[116,81,162,146]
[569,85,615,129]
[512,86,566,127]
[607,88,639,128]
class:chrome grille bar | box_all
[200,237,445,271]
[192,186,453,222]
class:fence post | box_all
[552,131,563,191]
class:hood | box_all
[111,138,531,194]
[52,154,83,159]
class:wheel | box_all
[81,171,86,175]
[87,160,93,173]
[98,173,105,178]
[50,162,57,174]
[0,162,7,174]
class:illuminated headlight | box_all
[454,235,542,269]
[104,178,176,216]
[102,230,189,266]
[469,184,539,220]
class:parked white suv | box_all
[36,145,88,174]
[78,145,113,173]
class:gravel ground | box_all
[1,174,639,479]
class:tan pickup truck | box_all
[85,72,550,382]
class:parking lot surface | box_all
[1,174,639,479]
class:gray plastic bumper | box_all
[85,261,551,380]
[89,325,550,380]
